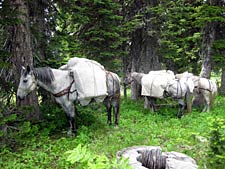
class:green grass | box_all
[0,96,225,168]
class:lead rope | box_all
[68,71,78,100]
[207,78,212,92]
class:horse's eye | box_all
[23,79,28,83]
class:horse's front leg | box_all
[59,100,77,135]
[66,107,77,135]
[147,97,156,112]
[144,97,150,109]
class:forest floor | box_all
[0,95,224,168]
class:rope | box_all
[207,78,212,92]
[53,71,78,100]
[137,149,166,169]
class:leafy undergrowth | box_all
[0,96,225,168]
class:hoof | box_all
[67,130,76,137]
[177,114,183,119]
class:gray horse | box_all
[124,71,193,118]
[17,65,120,135]
[176,72,217,112]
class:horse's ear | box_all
[21,66,26,74]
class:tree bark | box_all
[29,0,55,104]
[130,28,142,100]
[195,0,219,105]
[220,68,225,95]
[194,21,215,106]
[29,0,48,63]
[129,0,161,100]
[199,0,222,78]
[10,0,40,120]
[199,22,215,78]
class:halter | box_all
[53,72,78,99]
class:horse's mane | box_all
[33,67,55,84]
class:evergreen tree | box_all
[50,0,129,71]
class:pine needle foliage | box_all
[50,0,134,70]
[147,0,225,73]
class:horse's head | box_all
[17,66,37,100]
[123,72,144,85]
[123,72,133,85]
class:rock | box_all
[163,152,198,169]
[116,146,161,169]
[117,146,198,169]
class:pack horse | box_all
[175,72,217,112]
[124,70,194,117]
[17,57,120,135]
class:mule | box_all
[176,72,217,112]
[17,66,120,135]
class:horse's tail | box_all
[185,85,192,113]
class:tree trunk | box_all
[194,22,215,106]
[29,0,54,104]
[29,0,47,63]
[220,68,225,95]
[129,0,161,100]
[10,0,40,120]
[130,28,142,100]
[199,22,215,78]
[199,0,222,78]
[195,0,218,106]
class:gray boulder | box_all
[116,146,198,169]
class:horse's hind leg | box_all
[202,91,210,112]
[177,99,185,118]
[104,98,112,125]
[107,105,112,125]
[113,101,120,127]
